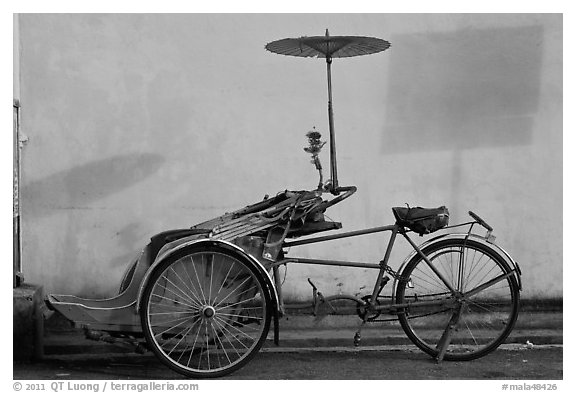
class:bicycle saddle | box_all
[392,205,449,235]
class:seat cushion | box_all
[392,206,449,235]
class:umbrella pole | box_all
[326,55,339,194]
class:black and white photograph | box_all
[10,7,565,387]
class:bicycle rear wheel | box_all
[396,238,519,361]
[140,245,272,378]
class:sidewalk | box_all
[41,311,562,357]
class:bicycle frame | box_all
[273,220,521,318]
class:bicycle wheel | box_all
[396,238,519,361]
[140,245,272,378]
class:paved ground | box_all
[13,311,562,380]
[14,345,562,380]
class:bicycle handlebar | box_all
[323,185,357,209]
[468,211,493,232]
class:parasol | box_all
[265,29,390,193]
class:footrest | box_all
[288,221,342,237]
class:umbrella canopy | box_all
[265,30,390,59]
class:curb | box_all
[42,328,563,357]
[259,343,564,354]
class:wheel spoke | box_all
[212,276,253,309]
[410,269,450,294]
[190,255,208,305]
[216,293,262,311]
[216,311,263,320]
[151,293,200,310]
[463,251,487,290]
[148,310,196,316]
[213,261,237,303]
[186,322,203,368]
[169,264,205,308]
[212,315,253,347]
[204,317,210,370]
[155,275,201,309]
[152,315,197,338]
[208,254,215,307]
[468,263,498,292]
[213,314,259,342]
[438,251,456,289]
[211,316,246,354]
[209,320,231,366]
[167,318,202,357]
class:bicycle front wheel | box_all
[140,245,272,378]
[396,238,520,361]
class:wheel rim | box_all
[145,251,269,374]
[398,241,518,358]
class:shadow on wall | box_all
[383,25,543,153]
[23,153,165,218]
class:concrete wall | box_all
[18,14,562,299]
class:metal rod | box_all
[457,242,465,292]
[370,226,399,304]
[464,271,515,298]
[373,298,455,312]
[283,224,397,247]
[326,55,338,193]
[282,257,381,269]
[272,266,285,316]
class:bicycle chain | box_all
[383,264,409,283]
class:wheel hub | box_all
[201,305,216,319]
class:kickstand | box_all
[435,303,464,363]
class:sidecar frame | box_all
[46,237,280,334]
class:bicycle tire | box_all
[396,238,520,361]
[140,244,272,378]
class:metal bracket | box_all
[485,230,496,244]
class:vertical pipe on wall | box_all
[13,14,22,287]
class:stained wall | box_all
[17,14,562,298]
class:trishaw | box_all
[47,31,522,378]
